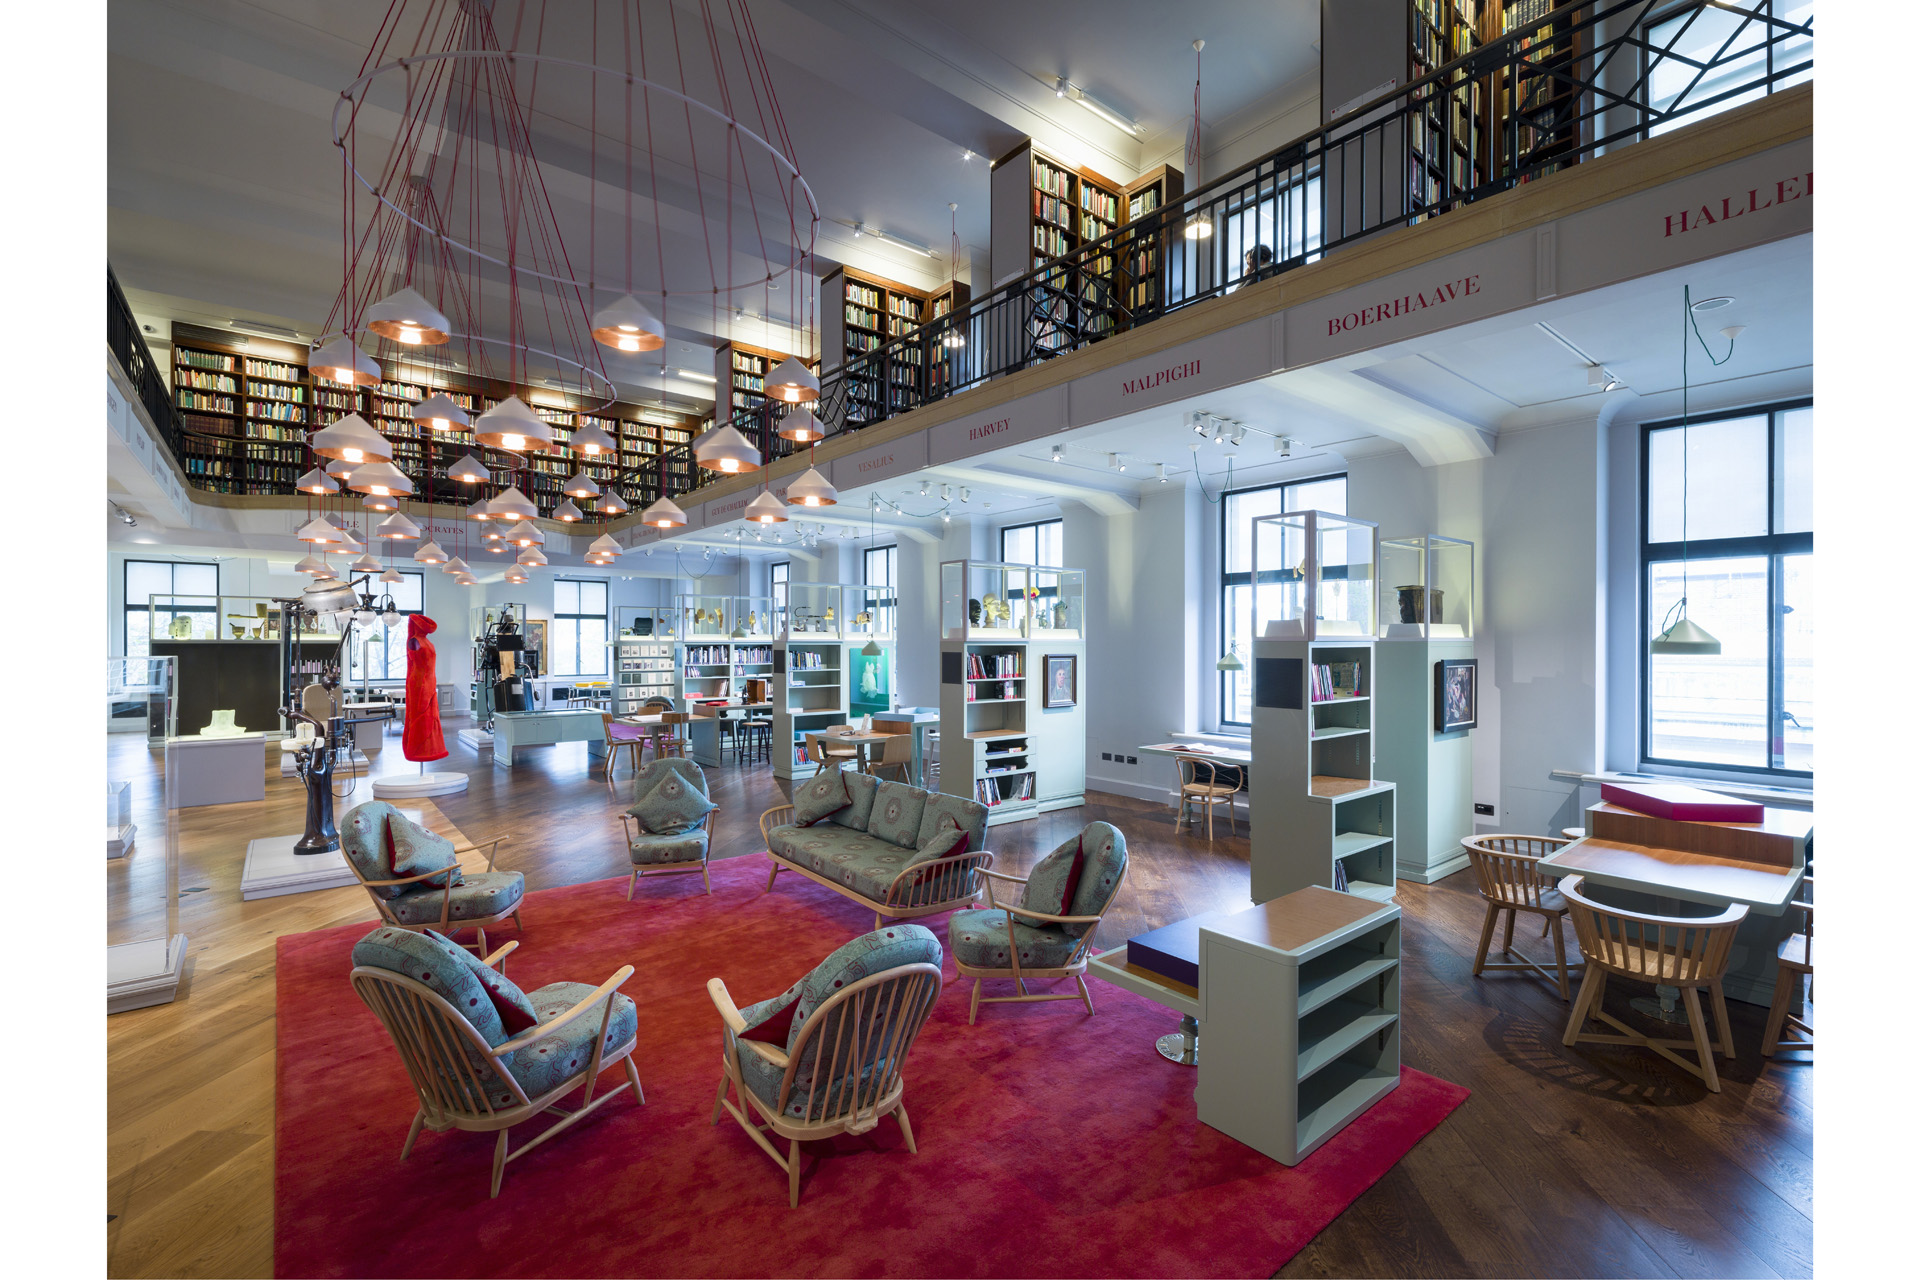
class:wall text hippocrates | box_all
[1662,171,1811,237]
[1120,359,1201,397]
[1325,276,1481,337]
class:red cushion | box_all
[1057,836,1087,916]
[740,997,799,1044]
[475,966,539,1034]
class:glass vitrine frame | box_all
[939,560,1086,640]
[1249,510,1378,641]
[1378,534,1474,639]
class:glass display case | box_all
[609,608,677,714]
[108,660,185,1013]
[471,602,528,644]
[111,654,176,746]
[1250,510,1378,640]
[783,582,844,638]
[1378,534,1473,639]
[677,594,738,639]
[148,594,342,642]
[613,605,677,640]
[939,561,1086,640]
[845,582,895,643]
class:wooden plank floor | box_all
[106,723,1811,1279]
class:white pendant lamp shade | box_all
[294,554,333,577]
[380,568,404,583]
[414,393,471,431]
[473,395,554,453]
[375,512,422,540]
[443,556,471,575]
[483,527,505,543]
[467,497,493,521]
[641,495,687,528]
[746,490,789,523]
[598,491,629,515]
[862,636,883,657]
[309,336,381,387]
[296,517,344,544]
[562,471,601,499]
[309,413,393,464]
[505,568,528,584]
[1216,648,1245,672]
[365,286,452,346]
[488,485,538,522]
[518,546,549,567]
[347,461,415,497]
[349,553,383,575]
[554,499,585,523]
[413,539,448,565]
[454,572,478,586]
[786,466,838,508]
[504,520,545,548]
[776,407,824,443]
[362,493,397,512]
[337,528,364,551]
[446,453,490,484]
[569,419,617,457]
[1651,614,1723,655]
[589,293,666,353]
[296,467,338,495]
[588,534,622,558]
[325,458,355,479]
[694,424,762,474]
[765,356,820,405]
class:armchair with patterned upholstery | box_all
[949,821,1129,1025]
[339,801,525,955]
[618,757,719,898]
[708,926,943,1207]
[349,925,643,1197]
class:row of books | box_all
[176,349,235,372]
[177,391,235,412]
[1080,185,1118,221]
[245,358,302,381]
[849,331,882,353]
[248,400,307,423]
[844,283,882,309]
[845,304,881,330]
[965,652,1021,679]
[178,371,237,392]
[965,682,1022,702]
[1128,188,1161,220]
[734,372,766,392]
[974,774,1035,807]
[1033,159,1071,198]
[887,295,919,319]
[1080,214,1111,241]
[1033,225,1071,257]
[1032,191,1075,230]
[246,380,306,401]
[1311,661,1364,701]
[732,351,764,373]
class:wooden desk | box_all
[1138,742,1251,822]
[818,726,904,773]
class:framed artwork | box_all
[1043,653,1077,709]
[1434,658,1478,733]
[525,620,547,677]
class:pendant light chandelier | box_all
[473,396,554,453]
[562,471,601,500]
[1650,286,1740,656]
[362,493,398,513]
[694,424,763,474]
[1183,40,1212,241]
[413,393,470,432]
[348,461,415,497]
[942,203,965,349]
[413,540,448,566]
[489,486,538,522]
[787,466,838,508]
[598,491,630,516]
[376,512,422,540]
[776,407,824,443]
[296,517,345,544]
[554,499,585,523]
[446,453,490,485]
[365,285,451,346]
[570,418,617,457]
[310,335,381,386]
[297,468,338,495]
[309,414,392,464]
[641,495,686,528]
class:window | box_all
[1641,401,1811,775]
[770,561,790,636]
[345,572,424,683]
[124,559,219,656]
[552,580,609,677]
[1646,1,1813,138]
[1219,474,1349,728]
[1170,172,1323,305]
[863,545,898,635]
[999,519,1062,567]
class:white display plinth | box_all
[240,807,424,901]
[371,771,469,798]
[456,729,494,752]
[108,935,186,1013]
[108,823,136,859]
[167,733,267,807]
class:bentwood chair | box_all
[598,712,651,798]
[339,801,524,956]
[1763,875,1813,1058]
[864,727,914,783]
[949,822,1129,1024]
[805,731,857,771]
[1175,756,1243,839]
[652,712,691,761]
[349,926,642,1197]
[1559,874,1747,1092]
[1460,834,1582,1000]
[708,926,944,1206]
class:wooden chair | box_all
[617,758,719,899]
[951,822,1129,1024]
[863,729,914,783]
[1175,755,1243,839]
[1762,874,1812,1058]
[652,711,690,760]
[1461,834,1582,1000]
[708,940,942,1207]
[598,712,650,798]
[804,731,856,770]
[350,933,641,1197]
[339,803,522,957]
[1559,874,1747,1092]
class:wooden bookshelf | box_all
[818,265,943,425]
[166,322,702,507]
[1497,0,1584,180]
[1406,1,1492,214]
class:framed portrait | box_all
[525,619,547,677]
[1043,653,1077,709]
[1434,658,1478,733]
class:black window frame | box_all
[862,545,898,635]
[346,570,425,684]
[124,558,219,655]
[552,578,610,678]
[998,518,1063,567]
[770,560,790,635]
[1638,396,1812,779]
[1640,0,1815,141]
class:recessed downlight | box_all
[1689,295,1735,312]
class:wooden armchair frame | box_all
[1461,834,1582,1000]
[707,964,942,1207]
[1762,874,1813,1058]
[953,861,1128,1024]
[347,834,521,955]
[618,804,720,898]
[759,803,994,928]
[350,941,642,1197]
[1559,874,1747,1092]
[1175,755,1244,839]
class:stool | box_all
[737,718,772,765]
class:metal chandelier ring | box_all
[350,327,621,413]
[331,49,821,298]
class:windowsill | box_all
[1182,728,1252,744]
[1549,767,1812,809]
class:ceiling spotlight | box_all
[1212,422,1226,445]
[1229,423,1248,446]
[1108,452,1120,470]
[111,503,138,527]
[960,487,971,503]
[1276,436,1294,457]
[1188,411,1210,437]
[1055,75,1068,98]
[940,484,951,502]
[919,480,930,497]
[1155,463,1168,483]
[1050,445,1063,462]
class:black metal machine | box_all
[276,575,389,855]
[473,613,535,724]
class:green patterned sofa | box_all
[760,772,994,928]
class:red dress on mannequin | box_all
[402,614,448,762]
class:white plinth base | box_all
[108,935,186,1013]
[372,771,469,798]
[241,808,425,901]
[457,729,494,751]
[108,823,136,859]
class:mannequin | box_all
[403,613,448,763]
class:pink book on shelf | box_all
[1599,781,1763,825]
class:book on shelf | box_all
[1310,661,1364,702]
[1332,859,1350,893]
[176,349,235,372]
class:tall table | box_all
[688,701,773,766]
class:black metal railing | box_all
[108,266,188,462]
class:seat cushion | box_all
[949,908,1080,971]
[488,982,640,1107]
[770,825,919,903]
[386,870,526,925]
[339,802,413,900]
[627,759,714,833]
[387,811,463,891]
[915,792,988,854]
[827,770,881,832]
[793,768,854,827]
[867,781,928,850]
[629,828,708,866]
[351,925,510,1046]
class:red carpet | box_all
[276,855,1468,1278]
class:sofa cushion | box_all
[867,782,928,850]
[386,871,526,926]
[627,758,714,833]
[790,925,942,1056]
[339,802,412,900]
[1062,822,1128,938]
[439,930,539,1033]
[737,983,802,1045]
[387,810,464,891]
[916,792,988,855]
[949,908,1080,970]
[827,770,881,831]
[351,925,509,1046]
[771,825,919,903]
[628,828,708,866]
[917,813,970,862]
[1015,833,1085,926]
[793,768,853,827]
[486,981,640,1108]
